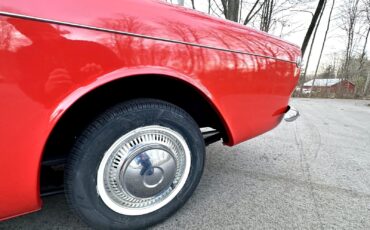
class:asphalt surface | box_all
[1,98,370,230]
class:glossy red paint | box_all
[0,0,301,220]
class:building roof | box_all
[304,79,343,87]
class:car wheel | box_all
[65,99,205,229]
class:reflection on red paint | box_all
[0,0,301,220]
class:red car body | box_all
[0,0,300,221]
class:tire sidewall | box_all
[66,100,205,229]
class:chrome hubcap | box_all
[122,149,177,198]
[97,126,191,216]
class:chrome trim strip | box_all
[0,11,295,63]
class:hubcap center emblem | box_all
[143,167,165,188]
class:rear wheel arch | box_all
[40,73,231,193]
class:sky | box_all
[172,0,370,75]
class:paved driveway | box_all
[1,98,370,229]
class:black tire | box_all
[65,99,205,230]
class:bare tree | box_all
[361,0,370,96]
[209,0,265,25]
[310,0,336,97]
[259,0,275,32]
[359,0,370,70]
[364,72,370,97]
[339,0,361,79]
[301,0,326,56]
[256,0,313,33]
[243,0,265,25]
[220,0,241,22]
[208,0,304,32]
[299,0,327,95]
[190,0,195,9]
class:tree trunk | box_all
[342,0,360,80]
[299,0,327,95]
[244,0,265,25]
[190,0,195,9]
[310,0,335,98]
[239,0,243,23]
[260,0,274,32]
[219,0,241,22]
[359,27,370,71]
[364,73,370,97]
[228,0,240,22]
[301,0,326,56]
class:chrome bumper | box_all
[284,106,299,122]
